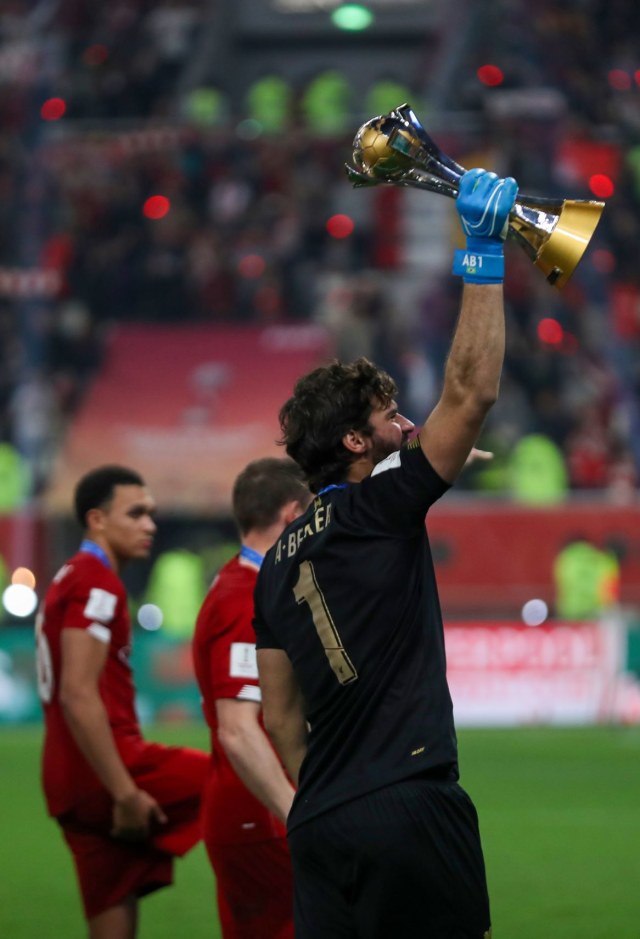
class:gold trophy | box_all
[345,103,604,289]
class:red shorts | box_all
[58,743,207,919]
[206,837,294,939]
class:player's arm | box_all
[59,628,167,839]
[216,697,296,823]
[419,169,518,484]
[257,648,308,786]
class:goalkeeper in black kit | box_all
[253,168,518,939]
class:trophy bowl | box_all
[346,104,605,289]
[352,116,417,180]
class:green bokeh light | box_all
[331,4,374,31]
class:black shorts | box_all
[288,775,491,939]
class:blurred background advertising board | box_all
[3,619,640,727]
[445,619,640,727]
[44,324,333,514]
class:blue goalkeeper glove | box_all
[452,168,518,284]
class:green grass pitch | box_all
[1,723,639,938]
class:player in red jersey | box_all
[37,465,208,939]
[192,457,311,939]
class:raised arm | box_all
[420,169,518,484]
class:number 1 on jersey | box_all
[293,560,358,686]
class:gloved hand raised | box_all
[452,168,518,284]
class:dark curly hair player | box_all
[254,168,518,939]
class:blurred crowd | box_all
[1,0,640,502]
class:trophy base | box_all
[523,200,604,289]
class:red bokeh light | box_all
[635,70,640,87]
[41,98,66,121]
[537,317,564,346]
[238,254,266,279]
[143,195,170,220]
[608,69,631,91]
[591,248,616,274]
[477,64,504,87]
[83,44,109,67]
[326,214,354,239]
[589,174,614,198]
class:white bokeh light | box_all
[137,603,163,631]
[3,584,38,618]
[521,598,549,627]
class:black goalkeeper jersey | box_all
[253,443,458,832]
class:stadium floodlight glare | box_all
[331,4,374,31]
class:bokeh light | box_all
[238,254,266,279]
[137,604,163,631]
[608,69,631,91]
[41,97,66,121]
[331,4,374,31]
[537,317,564,346]
[589,174,614,198]
[11,567,36,589]
[477,64,504,87]
[143,195,170,220]
[3,584,38,618]
[521,598,549,627]
[326,214,355,239]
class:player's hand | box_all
[111,788,168,841]
[464,447,494,468]
[456,168,518,243]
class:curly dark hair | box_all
[278,357,397,493]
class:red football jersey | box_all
[38,550,143,817]
[193,555,288,844]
